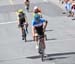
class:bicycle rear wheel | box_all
[23,29,27,42]
[41,49,44,61]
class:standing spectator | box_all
[64,0,73,16]
[71,1,75,17]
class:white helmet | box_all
[34,6,38,9]
[33,6,38,12]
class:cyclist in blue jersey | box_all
[32,13,48,49]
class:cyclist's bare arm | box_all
[32,26,35,37]
[43,20,48,32]
[24,15,29,27]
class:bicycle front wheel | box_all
[39,41,44,61]
[41,49,44,62]
[23,29,27,42]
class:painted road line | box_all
[9,0,14,5]
[0,21,16,25]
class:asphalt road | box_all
[0,0,75,64]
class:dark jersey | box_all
[18,12,26,24]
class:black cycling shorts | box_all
[19,18,25,27]
[35,25,44,36]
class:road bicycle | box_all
[38,35,45,61]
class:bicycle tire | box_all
[23,28,27,42]
[41,51,44,62]
[38,41,42,54]
[38,38,44,61]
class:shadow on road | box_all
[45,29,54,32]
[26,52,75,61]
[45,56,67,61]
[26,39,34,42]
[62,12,66,14]
[26,38,57,43]
[46,38,57,41]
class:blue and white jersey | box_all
[32,18,45,27]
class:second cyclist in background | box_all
[24,0,30,12]
[16,9,28,41]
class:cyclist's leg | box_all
[20,25,24,40]
[41,37,46,49]
[26,27,28,33]
[44,33,47,40]
[34,33,39,49]
[39,35,45,49]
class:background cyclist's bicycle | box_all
[22,23,28,42]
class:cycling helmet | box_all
[33,6,41,13]
[34,13,40,20]
[33,6,38,13]
[33,6,38,10]
[18,9,23,13]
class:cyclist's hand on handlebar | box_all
[43,29,46,32]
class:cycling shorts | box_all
[35,25,44,36]
[19,18,25,27]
